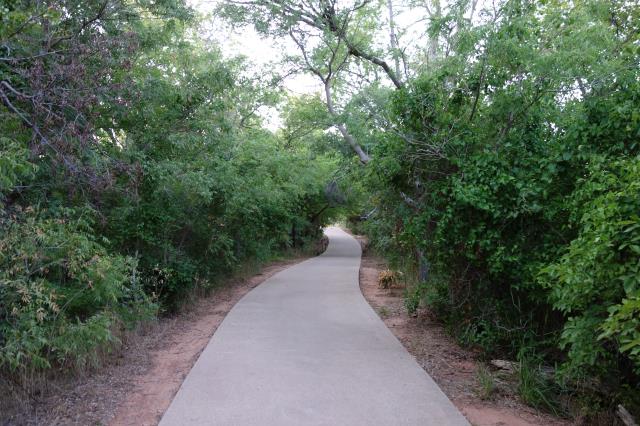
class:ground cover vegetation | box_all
[2,0,639,421]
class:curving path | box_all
[159,227,469,425]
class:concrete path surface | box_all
[159,227,469,425]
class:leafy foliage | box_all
[0,0,338,386]
[542,158,640,378]
[351,0,640,414]
[0,207,152,373]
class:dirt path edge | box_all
[110,253,320,426]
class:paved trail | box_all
[160,227,468,425]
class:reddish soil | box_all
[1,253,317,426]
[354,234,571,426]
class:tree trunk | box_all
[324,80,371,164]
[387,0,402,79]
[427,0,441,61]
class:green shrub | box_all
[356,0,640,414]
[404,281,428,315]
[0,208,156,375]
[0,0,338,396]
[475,364,497,400]
[541,158,640,379]
[517,350,563,416]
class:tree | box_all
[219,0,409,163]
[1,0,341,393]
[0,0,192,193]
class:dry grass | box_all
[377,269,404,289]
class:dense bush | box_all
[542,158,640,380]
[356,0,640,414]
[0,207,154,373]
[0,0,336,384]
